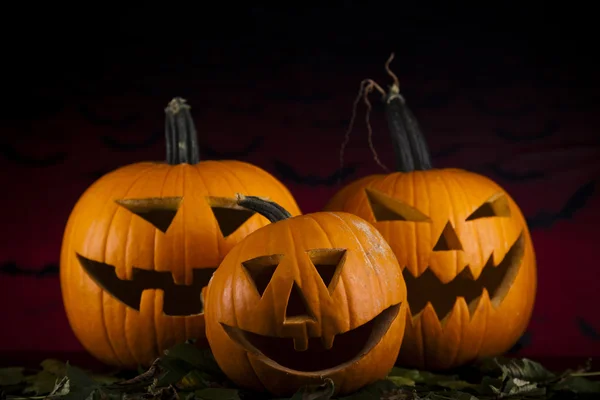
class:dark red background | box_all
[1,5,599,364]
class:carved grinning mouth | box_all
[403,231,525,320]
[76,254,215,316]
[220,303,400,373]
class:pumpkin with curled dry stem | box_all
[204,195,407,396]
[325,55,536,370]
[60,98,301,369]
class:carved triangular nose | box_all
[433,221,463,251]
[285,281,315,323]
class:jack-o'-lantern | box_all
[324,58,537,370]
[204,195,407,396]
[60,98,301,369]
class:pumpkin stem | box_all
[164,97,201,165]
[383,54,433,171]
[235,194,292,223]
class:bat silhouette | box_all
[526,180,596,229]
[0,144,68,167]
[577,317,600,340]
[401,86,458,110]
[273,160,357,186]
[223,103,265,116]
[0,94,65,122]
[78,104,141,128]
[101,130,163,151]
[495,120,560,142]
[264,90,332,104]
[0,262,59,277]
[470,96,535,118]
[201,137,264,159]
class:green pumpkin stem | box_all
[384,84,415,172]
[236,194,292,223]
[384,84,433,171]
[164,97,201,165]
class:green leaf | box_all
[48,376,71,397]
[156,356,196,387]
[177,370,214,390]
[18,359,69,396]
[23,371,60,396]
[477,376,504,395]
[386,376,415,387]
[426,391,480,400]
[552,376,600,393]
[164,344,224,377]
[387,367,474,390]
[39,360,67,377]
[65,364,96,389]
[0,368,26,386]
[339,380,398,400]
[479,357,555,382]
[290,378,335,400]
[501,377,546,398]
[102,361,162,394]
[194,388,241,400]
[60,363,99,400]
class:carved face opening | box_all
[365,188,525,320]
[220,248,401,373]
[77,195,259,316]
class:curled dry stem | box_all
[338,78,390,183]
[338,53,404,180]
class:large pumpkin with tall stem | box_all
[324,56,537,370]
[60,98,301,369]
[204,195,407,396]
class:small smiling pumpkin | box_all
[60,98,301,369]
[324,61,537,370]
[204,195,407,396]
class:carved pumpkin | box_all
[324,63,537,370]
[204,195,407,396]
[60,98,301,368]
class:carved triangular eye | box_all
[241,254,283,297]
[466,192,511,221]
[206,197,255,237]
[115,197,183,233]
[365,189,430,222]
[306,248,346,295]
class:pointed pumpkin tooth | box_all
[293,335,309,351]
[420,302,443,333]
[464,264,480,280]
[406,303,419,324]
[321,333,335,350]
[469,288,491,319]
[441,296,469,327]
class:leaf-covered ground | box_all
[1,343,599,400]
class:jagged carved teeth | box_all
[76,253,216,316]
[403,232,525,320]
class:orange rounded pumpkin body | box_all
[204,199,407,396]
[324,63,537,370]
[60,99,301,368]
[325,168,536,370]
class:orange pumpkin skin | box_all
[324,76,536,370]
[325,169,536,370]
[204,197,407,396]
[60,99,301,369]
